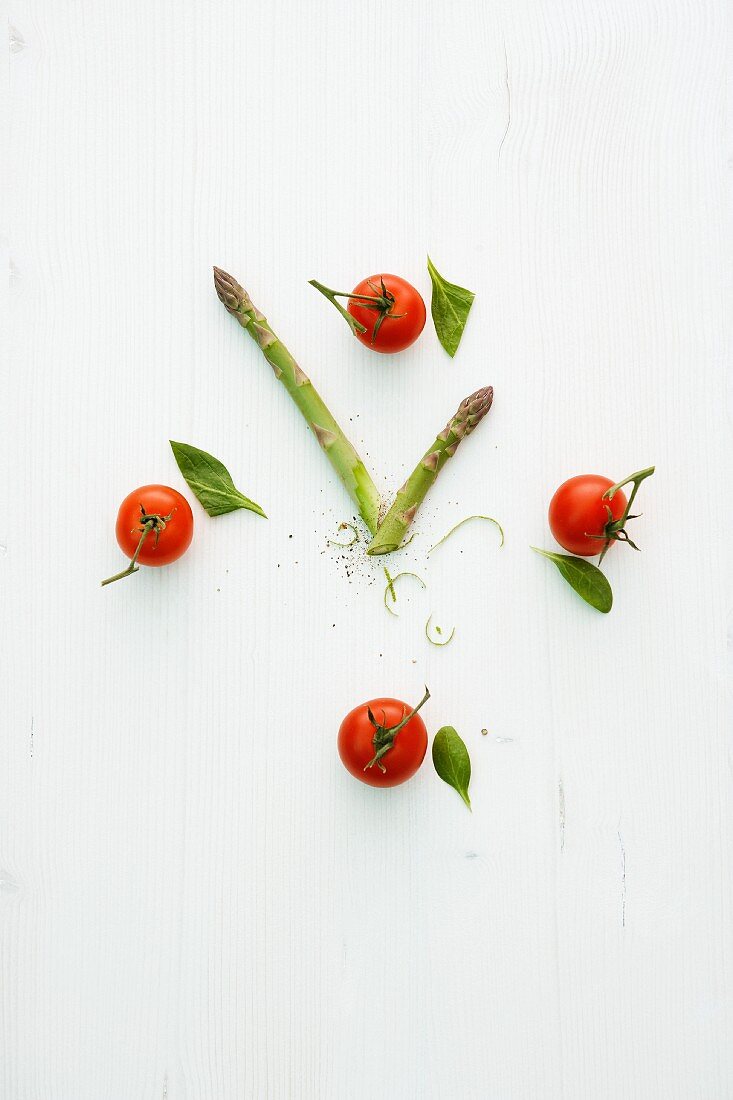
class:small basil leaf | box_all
[432,726,472,809]
[531,547,612,613]
[427,256,475,357]
[170,441,267,518]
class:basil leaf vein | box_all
[170,441,267,518]
[432,725,472,809]
[427,256,475,358]
[531,547,612,613]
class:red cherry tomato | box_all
[548,475,627,557]
[102,484,194,586]
[347,274,426,354]
[338,693,429,788]
[115,485,193,565]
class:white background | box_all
[4,1,731,1097]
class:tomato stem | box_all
[309,277,405,345]
[309,279,368,335]
[100,509,173,587]
[364,685,430,773]
[598,466,655,562]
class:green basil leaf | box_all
[531,547,612,613]
[170,441,267,518]
[432,726,472,809]
[427,256,475,357]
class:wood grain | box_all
[4,1,731,1096]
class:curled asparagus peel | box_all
[366,386,494,555]
[213,267,381,534]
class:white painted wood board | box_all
[4,1,731,1096]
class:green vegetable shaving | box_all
[327,521,359,547]
[383,571,426,617]
[428,514,504,555]
[425,614,456,646]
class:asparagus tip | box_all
[467,385,493,410]
[462,386,493,431]
[213,266,244,314]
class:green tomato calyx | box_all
[363,686,430,774]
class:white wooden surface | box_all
[4,1,731,1097]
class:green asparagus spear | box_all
[213,268,381,534]
[367,387,493,555]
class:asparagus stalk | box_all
[213,267,381,534]
[367,387,493,556]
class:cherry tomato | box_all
[548,474,627,557]
[102,485,194,586]
[338,692,429,788]
[116,485,193,565]
[348,274,426,354]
